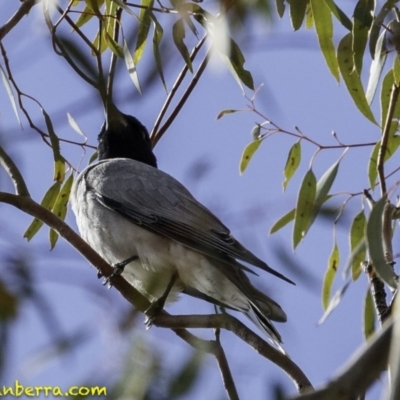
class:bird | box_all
[70,108,294,347]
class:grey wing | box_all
[86,159,294,284]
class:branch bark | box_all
[0,0,39,41]
[0,191,312,394]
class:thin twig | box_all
[0,0,39,41]
[213,329,240,400]
[152,43,212,146]
[150,34,208,141]
[0,143,30,196]
[377,83,400,197]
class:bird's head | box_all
[98,109,157,168]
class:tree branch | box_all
[377,83,400,197]
[0,0,39,41]
[289,318,392,400]
[0,143,30,196]
[0,191,312,394]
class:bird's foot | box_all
[103,255,138,288]
[144,298,165,329]
[144,273,178,329]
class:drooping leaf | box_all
[0,65,21,127]
[276,0,286,18]
[319,280,351,324]
[123,39,142,94]
[349,210,367,280]
[368,125,400,190]
[366,197,397,289]
[324,0,352,30]
[111,0,138,18]
[42,108,65,183]
[23,182,62,241]
[381,70,400,128]
[363,289,375,339]
[322,242,340,310]
[75,3,99,28]
[369,1,394,58]
[227,39,254,90]
[337,33,377,124]
[239,139,262,174]
[134,0,153,64]
[216,109,238,119]
[49,175,74,249]
[305,2,313,29]
[393,56,400,85]
[104,31,124,58]
[310,0,339,81]
[270,209,295,234]
[172,18,193,72]
[283,141,301,191]
[293,169,316,248]
[150,13,166,90]
[288,0,308,31]
[352,0,375,74]
[311,159,340,227]
[67,113,86,137]
[366,30,388,105]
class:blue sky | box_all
[0,1,390,398]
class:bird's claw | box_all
[102,261,126,288]
[144,299,164,329]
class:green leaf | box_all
[311,159,340,226]
[105,31,124,58]
[23,182,62,241]
[305,3,314,29]
[239,139,262,174]
[42,108,65,183]
[283,141,301,191]
[319,280,351,324]
[352,0,374,74]
[393,56,400,85]
[363,289,375,339]
[381,70,400,128]
[349,211,366,280]
[227,39,254,90]
[369,1,394,58]
[134,0,153,64]
[50,175,74,249]
[150,13,166,90]
[293,169,317,249]
[310,0,340,81]
[172,18,193,73]
[216,109,238,119]
[0,65,21,127]
[111,0,138,18]
[324,0,352,30]
[270,209,295,234]
[276,0,286,17]
[75,4,98,28]
[123,39,142,94]
[366,198,397,289]
[366,30,388,105]
[337,33,377,124]
[84,0,104,18]
[368,129,400,190]
[288,0,308,31]
[322,242,340,310]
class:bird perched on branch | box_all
[70,108,294,347]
